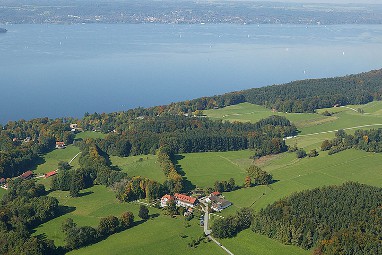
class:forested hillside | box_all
[252,182,382,254]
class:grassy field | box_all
[205,101,382,135]
[110,154,166,182]
[34,185,225,255]
[75,131,106,140]
[175,150,254,188]
[33,145,81,175]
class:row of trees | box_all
[251,182,382,253]
[157,146,184,194]
[212,207,254,238]
[321,128,382,155]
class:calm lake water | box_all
[0,23,382,123]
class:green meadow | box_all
[34,145,81,175]
[110,154,166,182]
[204,101,382,135]
[35,185,224,255]
[75,131,107,140]
[175,150,253,188]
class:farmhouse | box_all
[19,171,33,180]
[209,195,232,212]
[161,193,199,208]
[0,178,5,184]
[204,192,232,212]
[55,141,65,149]
[160,194,173,207]
[44,170,57,178]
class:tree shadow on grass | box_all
[30,156,46,171]
[78,191,94,197]
[173,154,196,192]
[57,205,76,216]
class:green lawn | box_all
[110,154,166,182]
[175,150,254,188]
[75,131,107,140]
[33,145,80,175]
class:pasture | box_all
[75,131,107,140]
[110,154,166,182]
[34,185,224,255]
[175,150,254,188]
[34,145,80,175]
[205,101,382,135]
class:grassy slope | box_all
[110,154,166,182]
[175,150,253,188]
[205,101,382,135]
[34,145,80,175]
[34,185,224,255]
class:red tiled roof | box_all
[56,142,65,145]
[174,193,197,204]
[211,191,221,196]
[161,194,173,200]
[45,170,57,178]
[20,171,33,179]
[0,178,5,183]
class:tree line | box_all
[79,69,382,131]
[321,128,382,155]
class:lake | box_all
[0,23,381,123]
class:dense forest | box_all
[88,115,296,158]
[251,182,382,254]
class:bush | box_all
[296,149,307,158]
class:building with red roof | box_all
[211,191,221,196]
[174,193,198,208]
[0,178,5,184]
[160,193,199,208]
[55,141,66,149]
[44,170,57,178]
[160,194,174,207]
[20,171,33,180]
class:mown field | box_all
[110,154,166,182]
[204,101,382,135]
[27,101,382,254]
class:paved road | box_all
[201,203,233,254]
